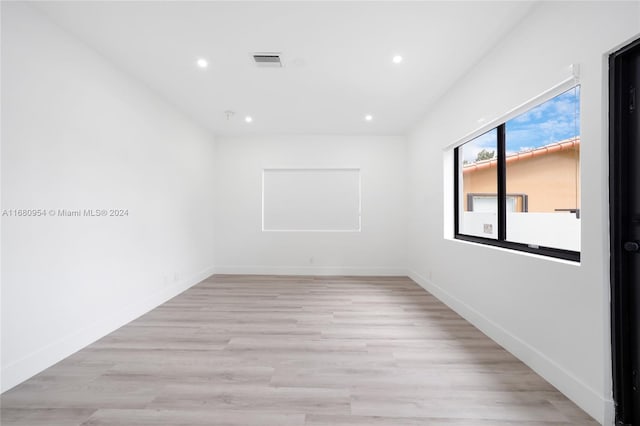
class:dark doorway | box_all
[610,36,640,425]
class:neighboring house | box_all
[462,137,580,214]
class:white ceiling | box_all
[33,1,536,136]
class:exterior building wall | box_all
[462,145,580,213]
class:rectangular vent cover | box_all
[253,53,282,68]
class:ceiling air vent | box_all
[252,53,282,68]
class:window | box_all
[457,129,498,239]
[454,86,580,261]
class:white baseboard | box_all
[0,265,215,393]
[408,269,612,425]
[212,265,408,276]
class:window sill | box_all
[446,235,581,265]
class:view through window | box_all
[455,86,580,260]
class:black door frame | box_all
[610,36,640,425]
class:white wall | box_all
[214,135,406,275]
[407,2,640,424]
[462,212,581,252]
[1,3,217,392]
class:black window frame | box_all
[454,122,581,262]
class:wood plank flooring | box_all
[0,275,597,425]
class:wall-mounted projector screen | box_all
[262,168,361,232]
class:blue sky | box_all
[462,86,580,163]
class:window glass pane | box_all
[458,129,498,239]
[505,86,580,251]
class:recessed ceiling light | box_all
[245,116,253,123]
[365,115,373,121]
[392,55,403,64]
[196,58,208,68]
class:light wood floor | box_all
[1,275,597,425]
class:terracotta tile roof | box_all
[462,137,580,174]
